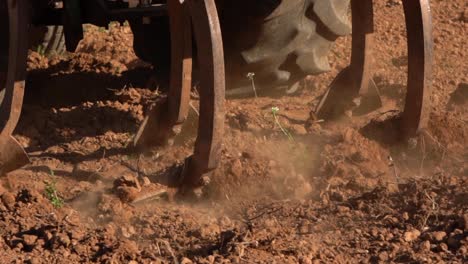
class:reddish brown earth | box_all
[1,1,467,263]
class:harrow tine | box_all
[400,0,433,138]
[0,0,30,175]
[167,0,193,125]
[180,0,225,187]
[133,0,193,149]
[316,0,433,139]
[132,0,224,189]
[316,0,382,119]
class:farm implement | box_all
[0,0,433,190]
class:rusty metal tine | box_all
[400,0,433,138]
[168,0,193,124]
[0,0,30,175]
[0,0,28,136]
[316,0,377,119]
[348,0,382,115]
[184,0,225,185]
[132,0,193,150]
[350,0,374,96]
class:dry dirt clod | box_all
[0,184,5,196]
[431,231,447,242]
[402,212,409,221]
[115,186,140,203]
[114,174,141,191]
[141,177,151,186]
[404,229,421,242]
[229,159,243,178]
[378,251,389,261]
[181,258,193,264]
[22,234,38,248]
[458,246,467,256]
[437,243,449,252]
[1,192,16,210]
[299,256,312,264]
[113,174,143,202]
[461,214,468,231]
[420,240,431,252]
[291,124,307,135]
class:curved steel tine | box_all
[0,0,28,132]
[168,0,193,124]
[182,0,225,187]
[132,0,193,149]
[400,0,433,138]
[349,0,374,96]
[316,0,381,119]
[0,0,30,175]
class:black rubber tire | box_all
[131,0,352,95]
[219,0,351,95]
[29,25,66,57]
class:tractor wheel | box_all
[219,0,351,96]
[29,25,66,57]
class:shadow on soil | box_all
[25,66,156,107]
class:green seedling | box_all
[271,106,294,142]
[44,169,64,208]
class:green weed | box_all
[44,170,64,208]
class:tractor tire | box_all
[219,0,351,96]
[29,25,66,57]
[132,0,352,96]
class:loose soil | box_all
[1,1,467,263]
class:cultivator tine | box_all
[316,0,433,139]
[0,0,30,175]
[400,0,433,138]
[133,0,224,189]
[316,0,381,119]
[133,0,193,149]
[180,0,225,187]
[167,0,193,125]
